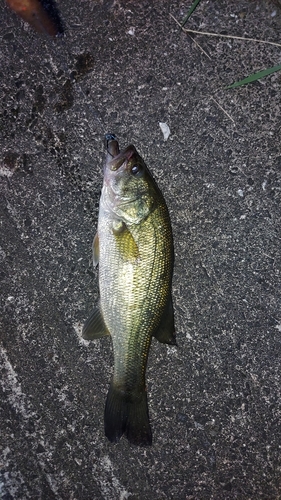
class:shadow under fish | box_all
[6,0,64,37]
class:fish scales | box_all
[83,134,175,446]
[99,200,172,389]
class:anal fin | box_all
[82,303,109,340]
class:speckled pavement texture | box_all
[1,0,281,498]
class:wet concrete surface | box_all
[1,0,281,498]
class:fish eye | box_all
[131,164,143,177]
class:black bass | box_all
[83,134,176,446]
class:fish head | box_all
[102,135,158,224]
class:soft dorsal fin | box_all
[153,295,176,346]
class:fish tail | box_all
[104,383,152,446]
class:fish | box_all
[6,0,63,37]
[83,134,176,446]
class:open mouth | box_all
[105,134,137,172]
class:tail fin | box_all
[104,383,152,446]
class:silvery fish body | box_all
[83,135,175,445]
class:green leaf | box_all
[181,0,202,28]
[226,63,281,89]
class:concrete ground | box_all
[1,0,281,498]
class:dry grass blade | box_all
[170,14,281,49]
[210,96,235,124]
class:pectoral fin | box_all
[82,303,109,340]
[153,295,176,345]
[92,233,99,267]
[112,220,139,261]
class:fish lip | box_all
[104,135,137,172]
[108,146,137,172]
[105,133,120,159]
[104,133,122,174]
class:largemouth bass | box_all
[83,134,176,446]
